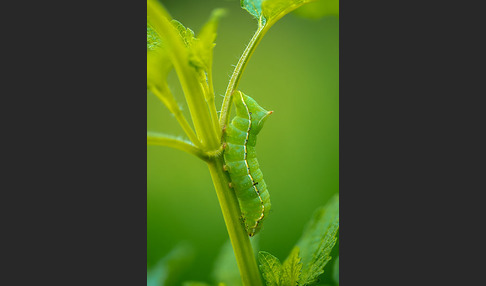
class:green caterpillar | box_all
[223,91,272,237]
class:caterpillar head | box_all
[234,91,273,134]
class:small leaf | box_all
[241,0,265,23]
[241,0,317,27]
[147,23,162,51]
[258,251,282,286]
[147,242,194,286]
[262,0,316,25]
[297,194,339,285]
[293,0,339,19]
[192,8,226,70]
[169,11,224,81]
[171,19,196,47]
[280,246,302,286]
[147,22,172,89]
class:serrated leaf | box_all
[171,19,196,47]
[212,238,259,286]
[147,23,162,51]
[262,0,316,25]
[167,18,208,79]
[296,194,339,285]
[332,256,339,284]
[147,242,194,286]
[241,0,265,23]
[280,246,302,286]
[169,10,224,80]
[241,0,316,27]
[293,0,339,19]
[259,251,282,286]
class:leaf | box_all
[262,0,316,25]
[170,9,224,72]
[258,251,282,286]
[171,19,197,48]
[296,194,339,285]
[241,0,265,23]
[147,50,172,89]
[193,8,226,70]
[280,246,302,286]
[240,0,317,27]
[332,256,339,284]
[147,22,172,89]
[147,242,195,286]
[293,0,339,19]
[147,23,162,51]
[212,238,259,286]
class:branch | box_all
[147,132,207,160]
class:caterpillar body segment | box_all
[223,91,272,237]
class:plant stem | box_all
[219,24,267,129]
[148,0,220,149]
[205,61,222,139]
[207,158,263,286]
[147,132,207,160]
[151,85,203,149]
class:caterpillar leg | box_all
[228,182,233,188]
[223,164,229,171]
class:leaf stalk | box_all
[219,24,267,129]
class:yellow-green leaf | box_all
[259,251,282,286]
[280,246,302,286]
[262,0,316,26]
[293,0,339,19]
[241,0,317,27]
[241,0,265,23]
[147,22,172,89]
[193,8,226,70]
[296,194,339,285]
[147,23,162,51]
[171,19,196,48]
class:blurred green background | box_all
[148,0,338,282]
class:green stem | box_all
[151,85,203,149]
[147,132,207,160]
[207,158,263,286]
[148,0,219,149]
[206,60,222,139]
[219,24,267,129]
